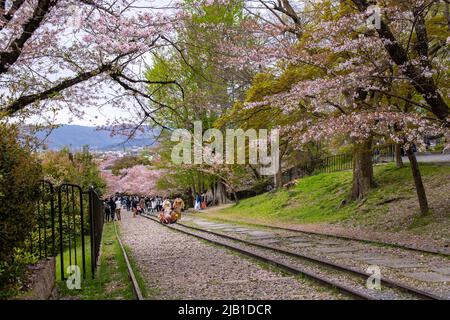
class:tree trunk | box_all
[274,156,283,190]
[214,180,230,205]
[406,148,430,215]
[210,182,216,205]
[231,190,239,204]
[351,139,376,201]
[190,185,196,207]
[350,0,449,122]
[395,144,404,168]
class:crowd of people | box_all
[103,192,209,224]
[103,195,187,223]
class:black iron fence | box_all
[285,145,396,181]
[372,144,395,164]
[31,180,56,259]
[88,187,104,276]
[311,153,353,175]
[29,182,104,280]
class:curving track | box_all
[186,215,450,257]
[142,214,448,300]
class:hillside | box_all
[197,163,450,243]
[35,125,156,151]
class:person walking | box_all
[126,197,131,212]
[132,198,138,218]
[104,201,111,222]
[194,192,201,211]
[115,198,122,221]
[162,198,172,213]
[201,191,207,210]
[139,197,145,215]
[109,198,116,221]
[156,196,162,212]
[145,197,151,213]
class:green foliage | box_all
[0,248,38,298]
[0,124,42,292]
[154,135,217,194]
[146,0,251,196]
[39,146,105,253]
[41,145,106,194]
[110,156,151,176]
[204,163,450,225]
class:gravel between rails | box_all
[181,216,450,299]
[117,213,344,300]
[167,220,424,300]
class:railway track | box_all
[113,221,144,300]
[185,214,450,257]
[143,214,446,300]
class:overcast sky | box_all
[28,0,178,127]
[29,0,284,127]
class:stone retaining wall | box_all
[18,258,57,300]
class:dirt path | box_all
[117,212,339,300]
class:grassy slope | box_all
[57,222,147,300]
[198,163,450,238]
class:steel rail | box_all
[142,214,445,300]
[114,221,144,300]
[142,215,392,300]
[187,215,450,257]
[176,219,446,300]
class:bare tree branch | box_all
[2,63,113,116]
[0,0,58,74]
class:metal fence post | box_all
[88,186,96,278]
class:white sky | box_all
[28,0,283,127]
[29,103,132,126]
[28,0,178,127]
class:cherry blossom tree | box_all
[2,0,448,214]
[0,0,185,129]
[100,157,164,196]
[215,0,449,211]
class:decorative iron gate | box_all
[31,180,56,259]
[31,181,104,280]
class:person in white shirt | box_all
[151,198,156,213]
[162,198,171,212]
[115,199,122,221]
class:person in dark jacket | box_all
[104,201,111,222]
[126,197,131,212]
[108,198,116,221]
[132,198,138,218]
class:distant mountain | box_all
[35,125,156,151]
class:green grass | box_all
[199,163,450,226]
[57,222,139,300]
[217,169,354,224]
[55,235,93,281]
[408,214,434,230]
